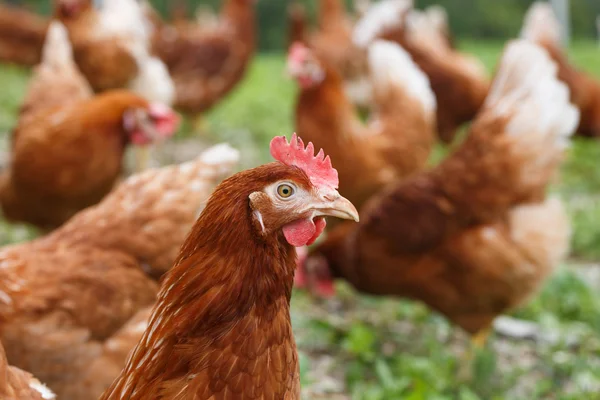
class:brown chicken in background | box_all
[0,144,239,400]
[0,22,179,230]
[353,0,489,143]
[288,0,374,108]
[148,0,257,124]
[288,40,436,211]
[299,40,578,346]
[0,341,55,400]
[100,134,358,400]
[0,4,48,67]
[521,1,600,138]
[54,0,173,99]
[287,1,308,48]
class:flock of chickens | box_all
[0,0,597,399]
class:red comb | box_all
[270,133,339,189]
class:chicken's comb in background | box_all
[287,42,309,66]
[270,133,339,189]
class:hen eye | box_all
[277,184,295,199]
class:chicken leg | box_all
[458,326,491,380]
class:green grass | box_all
[1,40,600,399]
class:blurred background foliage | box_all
[12,0,600,50]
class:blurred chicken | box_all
[0,4,48,67]
[353,0,489,143]
[0,144,239,400]
[521,2,600,138]
[55,0,176,171]
[149,0,256,126]
[287,2,308,48]
[289,0,373,108]
[0,342,55,400]
[100,134,358,400]
[288,40,436,210]
[420,5,454,49]
[54,0,173,101]
[300,41,578,346]
[79,307,152,399]
[0,22,179,230]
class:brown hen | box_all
[101,134,358,400]
[150,0,256,118]
[301,40,577,344]
[0,144,239,400]
[0,22,179,230]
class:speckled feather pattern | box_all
[0,342,55,400]
[0,147,237,400]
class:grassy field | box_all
[1,40,600,399]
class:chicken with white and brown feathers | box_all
[299,40,577,347]
[353,0,489,143]
[148,0,256,124]
[0,144,239,400]
[288,39,436,211]
[0,22,179,230]
[521,1,600,138]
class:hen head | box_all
[123,103,180,146]
[247,134,358,248]
[287,42,326,89]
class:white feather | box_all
[199,143,240,166]
[42,22,73,68]
[344,77,373,108]
[485,40,579,169]
[127,56,175,105]
[405,9,446,52]
[368,40,436,116]
[28,380,56,400]
[520,2,562,46]
[352,0,412,48]
[98,0,150,43]
[424,5,448,32]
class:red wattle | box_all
[282,219,316,247]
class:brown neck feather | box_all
[102,165,303,399]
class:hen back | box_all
[0,144,239,400]
[152,0,257,114]
[309,40,578,335]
